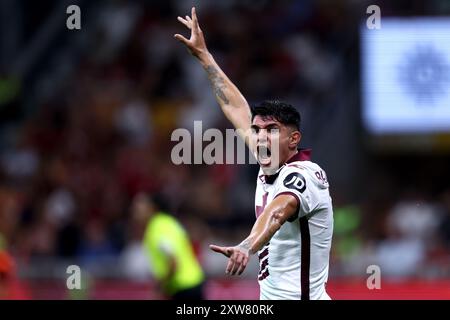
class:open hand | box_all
[210,244,249,276]
[174,7,208,59]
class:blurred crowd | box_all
[0,0,449,297]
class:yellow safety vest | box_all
[143,212,204,294]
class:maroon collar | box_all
[259,148,312,184]
[286,148,312,163]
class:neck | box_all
[261,149,299,176]
[282,149,298,165]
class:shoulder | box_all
[278,161,329,190]
[150,213,183,233]
[285,160,322,172]
[276,163,308,194]
[279,161,316,179]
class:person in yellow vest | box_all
[131,193,205,300]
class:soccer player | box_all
[175,8,334,300]
[131,193,205,300]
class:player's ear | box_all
[289,131,301,148]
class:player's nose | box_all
[257,129,269,142]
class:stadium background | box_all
[0,0,449,299]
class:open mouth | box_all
[257,145,271,166]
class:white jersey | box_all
[254,149,333,300]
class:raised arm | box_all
[174,7,252,145]
[210,194,298,275]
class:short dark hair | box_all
[251,100,301,131]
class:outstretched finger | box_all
[237,256,248,275]
[226,257,235,275]
[231,254,243,275]
[191,7,199,31]
[186,15,192,22]
[174,34,189,45]
[209,244,231,257]
[177,16,191,29]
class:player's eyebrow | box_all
[265,124,280,131]
[251,122,280,130]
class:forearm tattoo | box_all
[237,238,252,252]
[205,65,230,105]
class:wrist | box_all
[237,238,254,255]
[199,51,213,66]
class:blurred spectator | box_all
[0,250,31,299]
[77,219,118,270]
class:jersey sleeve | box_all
[273,165,320,218]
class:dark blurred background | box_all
[0,0,449,299]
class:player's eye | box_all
[268,128,280,135]
[251,127,259,134]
